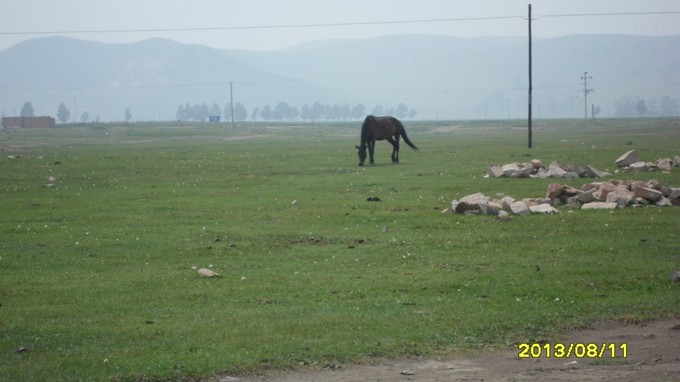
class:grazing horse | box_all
[355,115,418,166]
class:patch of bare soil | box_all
[225,317,680,382]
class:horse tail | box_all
[394,118,419,151]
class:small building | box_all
[1,116,56,129]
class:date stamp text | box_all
[518,342,628,359]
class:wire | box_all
[1,11,678,36]
[533,11,680,20]
[0,16,525,36]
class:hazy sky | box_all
[2,0,680,52]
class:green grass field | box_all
[1,119,679,381]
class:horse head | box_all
[355,145,367,166]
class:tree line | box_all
[175,101,418,122]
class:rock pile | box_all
[445,179,679,216]
[615,150,680,172]
[486,159,611,179]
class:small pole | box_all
[527,4,532,149]
[580,72,593,119]
[229,82,234,125]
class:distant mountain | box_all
[1,34,678,121]
[0,36,346,121]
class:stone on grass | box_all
[453,192,490,213]
[487,165,504,178]
[581,202,618,210]
[197,268,220,277]
[575,189,597,203]
[615,149,640,167]
[605,190,635,206]
[546,183,564,199]
[628,161,652,171]
[585,165,611,179]
[670,188,680,206]
[529,203,559,214]
[632,186,663,202]
[496,210,512,221]
[510,201,530,215]
[656,158,672,171]
[479,201,503,216]
[670,271,680,283]
[547,161,568,177]
[502,163,521,177]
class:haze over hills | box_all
[0,34,678,122]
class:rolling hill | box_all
[0,34,678,121]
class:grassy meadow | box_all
[1,119,679,381]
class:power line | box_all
[1,11,678,36]
[0,16,525,36]
[533,11,680,20]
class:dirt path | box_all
[224,317,680,382]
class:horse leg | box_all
[368,140,376,165]
[387,137,399,164]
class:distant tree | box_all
[260,105,272,121]
[125,107,132,122]
[408,109,418,119]
[593,106,601,118]
[20,101,34,117]
[250,107,259,121]
[339,103,351,120]
[209,103,221,118]
[351,103,366,119]
[636,100,647,116]
[233,103,248,121]
[176,104,185,120]
[81,111,90,123]
[372,105,384,116]
[395,103,409,119]
[57,102,70,123]
[614,96,638,117]
[660,95,679,116]
[312,102,325,121]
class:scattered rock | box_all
[448,179,678,217]
[632,186,663,202]
[453,192,489,213]
[629,161,652,172]
[657,158,673,171]
[510,201,530,215]
[584,165,612,178]
[479,201,503,216]
[496,210,512,221]
[529,204,559,214]
[366,196,381,202]
[616,150,678,173]
[197,268,219,277]
[670,271,680,283]
[486,159,610,179]
[581,201,618,210]
[615,149,641,167]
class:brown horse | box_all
[355,115,418,166]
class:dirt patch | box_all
[225,317,680,382]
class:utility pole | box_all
[580,72,593,119]
[527,4,532,148]
[229,82,234,125]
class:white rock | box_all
[197,268,219,277]
[581,202,618,210]
[529,203,559,214]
